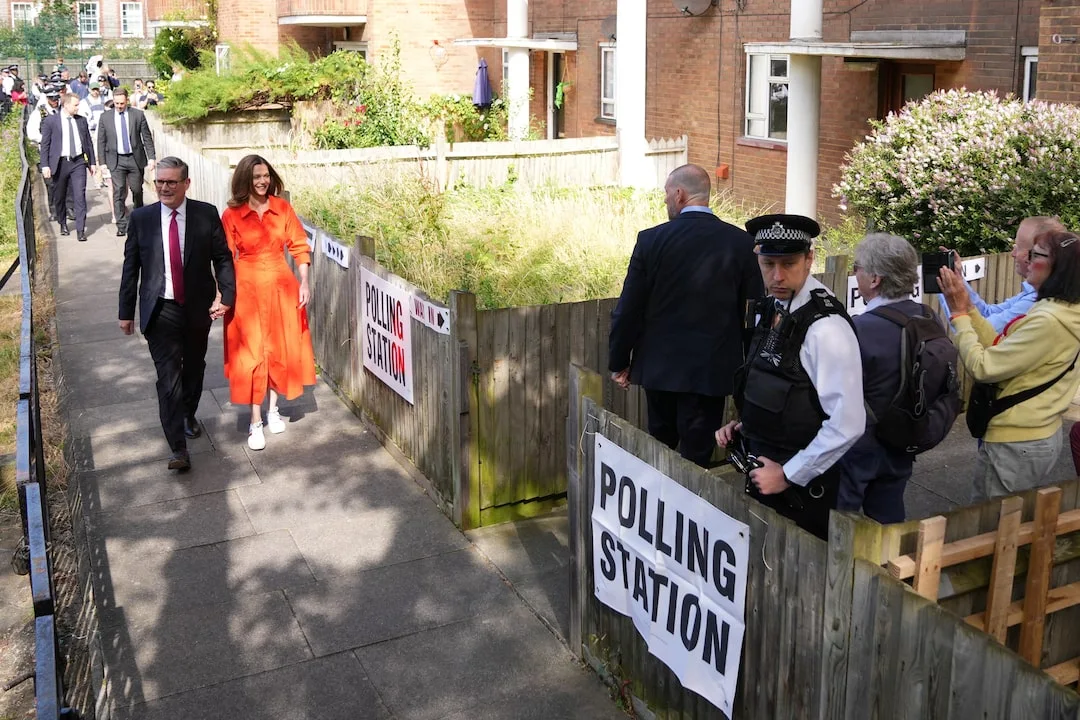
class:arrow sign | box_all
[962,257,985,281]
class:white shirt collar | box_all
[161,198,187,219]
[774,274,828,313]
[864,295,907,311]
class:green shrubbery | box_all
[293,173,765,309]
[0,111,23,264]
[836,89,1080,255]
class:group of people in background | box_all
[610,164,1080,538]
[117,154,316,470]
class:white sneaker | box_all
[266,409,286,434]
[248,422,266,451]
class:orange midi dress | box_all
[221,195,316,405]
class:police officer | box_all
[716,214,866,539]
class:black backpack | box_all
[867,305,960,454]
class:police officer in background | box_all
[716,214,865,539]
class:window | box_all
[600,43,616,120]
[11,2,33,26]
[121,2,143,38]
[745,54,788,140]
[1022,47,1038,102]
[78,2,99,37]
[502,48,509,91]
[332,41,367,60]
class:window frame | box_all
[599,42,616,121]
[11,1,33,27]
[744,53,789,142]
[1022,46,1038,102]
[77,1,100,38]
[120,2,143,38]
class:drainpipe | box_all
[786,0,822,217]
[616,0,648,187]
[507,0,530,139]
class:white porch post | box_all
[616,0,649,187]
[507,0,530,140]
[785,0,823,217]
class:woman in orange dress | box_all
[221,155,316,450]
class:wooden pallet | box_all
[885,486,1080,688]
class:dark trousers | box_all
[748,464,840,541]
[51,157,87,232]
[837,433,914,524]
[42,172,73,220]
[644,389,726,468]
[144,300,210,452]
[111,154,144,232]
[1071,423,1080,475]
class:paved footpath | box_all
[53,183,623,719]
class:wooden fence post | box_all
[1020,486,1062,666]
[450,291,479,530]
[824,254,850,301]
[567,364,604,660]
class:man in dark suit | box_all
[39,93,96,242]
[608,164,764,467]
[118,157,235,471]
[98,87,156,237]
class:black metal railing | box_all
[10,104,71,718]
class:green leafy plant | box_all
[423,93,508,143]
[554,80,571,110]
[836,89,1080,255]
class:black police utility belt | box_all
[734,289,852,499]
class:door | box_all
[879,62,936,117]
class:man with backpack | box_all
[838,234,960,523]
[716,214,866,539]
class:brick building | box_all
[2,0,148,45]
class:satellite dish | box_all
[600,15,617,42]
[672,0,712,16]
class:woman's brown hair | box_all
[228,154,285,208]
[1035,230,1080,304]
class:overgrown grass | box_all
[0,110,23,265]
[294,173,769,309]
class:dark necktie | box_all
[120,111,130,153]
[66,117,79,157]
[169,210,184,304]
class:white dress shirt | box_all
[773,275,866,487]
[160,200,187,300]
[114,109,132,153]
[60,111,82,157]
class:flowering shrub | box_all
[423,94,509,142]
[835,89,1080,254]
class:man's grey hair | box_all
[854,233,919,300]
[156,156,189,181]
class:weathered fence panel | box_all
[568,364,1080,719]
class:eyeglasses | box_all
[1028,249,1051,261]
[852,263,863,272]
[153,179,182,188]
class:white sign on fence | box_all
[361,268,414,404]
[410,295,451,335]
[321,232,350,269]
[592,434,749,718]
[845,257,985,315]
[300,219,317,251]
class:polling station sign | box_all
[361,267,414,404]
[592,435,749,717]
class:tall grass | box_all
[294,172,768,309]
[0,110,22,265]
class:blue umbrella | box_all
[473,58,492,108]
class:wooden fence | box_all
[567,364,1080,719]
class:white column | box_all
[616,0,649,187]
[785,0,823,217]
[506,0,530,140]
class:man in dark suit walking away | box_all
[608,164,764,467]
[39,93,96,242]
[98,87,156,237]
[118,157,236,471]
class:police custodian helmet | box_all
[746,214,821,256]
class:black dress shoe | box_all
[167,450,191,471]
[116,228,126,236]
[77,232,87,242]
[184,417,202,439]
[67,212,76,221]
[59,226,70,236]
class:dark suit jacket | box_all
[97,106,155,170]
[118,199,236,334]
[608,211,764,397]
[39,111,95,174]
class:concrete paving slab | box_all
[102,590,313,706]
[467,513,570,584]
[78,450,260,514]
[507,566,571,642]
[198,411,378,465]
[438,673,624,720]
[71,424,215,473]
[355,604,621,720]
[56,318,126,345]
[96,530,316,629]
[88,490,257,555]
[110,651,392,720]
[65,391,219,438]
[287,508,470,580]
[59,336,159,409]
[56,295,124,326]
[286,547,515,656]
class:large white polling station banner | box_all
[361,267,414,404]
[592,434,749,717]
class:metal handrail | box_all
[10,102,70,718]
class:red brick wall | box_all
[218,0,279,50]
[1037,1,1080,104]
